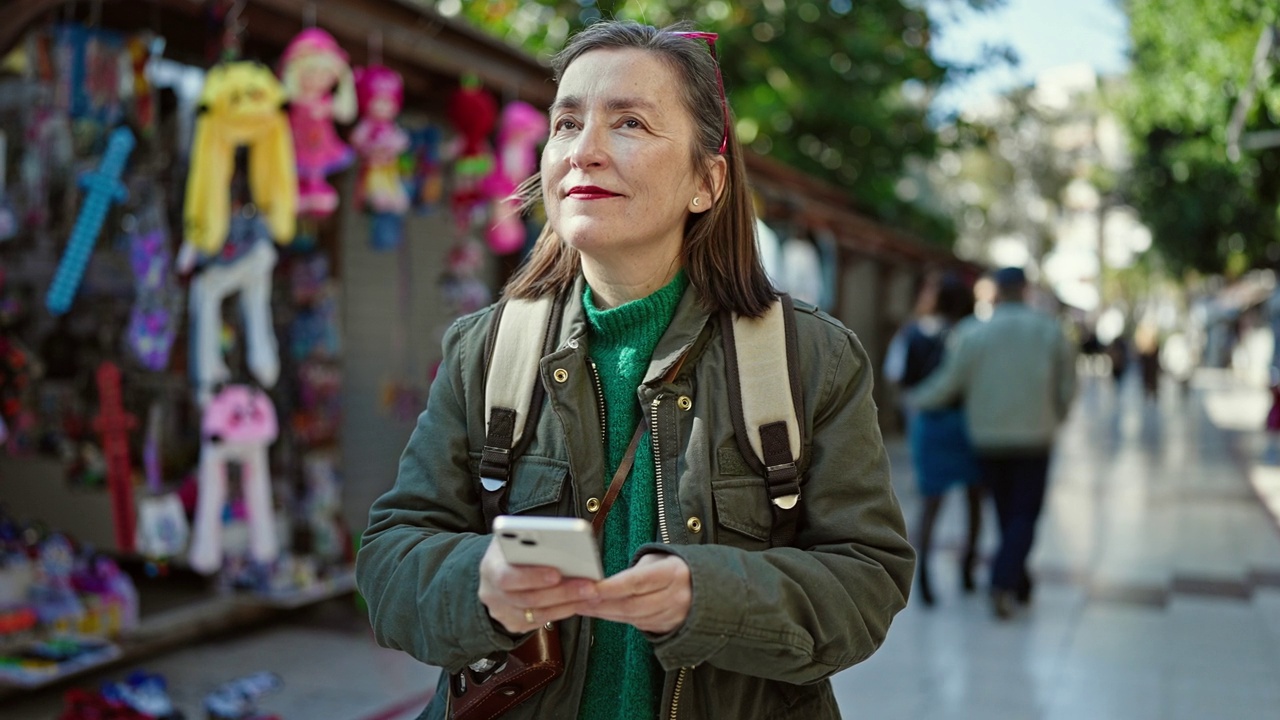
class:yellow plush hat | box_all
[184,62,298,254]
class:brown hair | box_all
[502,20,776,317]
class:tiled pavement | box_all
[5,369,1280,719]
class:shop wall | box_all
[337,174,499,536]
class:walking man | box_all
[910,267,1076,619]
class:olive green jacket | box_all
[357,281,914,720]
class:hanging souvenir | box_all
[136,403,189,566]
[446,75,497,233]
[46,126,135,316]
[352,64,409,250]
[405,125,444,214]
[188,385,280,575]
[184,61,296,255]
[483,101,547,255]
[279,29,356,217]
[187,210,281,405]
[125,195,181,372]
[127,34,161,135]
[91,362,138,554]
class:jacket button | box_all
[677,395,692,411]
[686,517,702,533]
[586,497,601,513]
[553,368,569,383]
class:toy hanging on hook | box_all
[279,28,356,218]
[352,63,409,250]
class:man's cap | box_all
[992,266,1027,290]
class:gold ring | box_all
[523,608,535,624]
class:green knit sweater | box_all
[578,271,687,720]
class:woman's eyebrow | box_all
[549,95,658,115]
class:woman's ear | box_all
[693,155,728,213]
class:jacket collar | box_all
[557,273,712,385]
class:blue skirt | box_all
[908,407,980,497]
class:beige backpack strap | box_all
[478,294,562,525]
[720,294,805,546]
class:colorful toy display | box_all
[91,362,138,554]
[188,385,280,575]
[205,670,282,720]
[45,126,135,315]
[184,61,296,255]
[279,29,356,217]
[484,100,547,255]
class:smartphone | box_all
[492,515,603,581]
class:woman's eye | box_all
[555,118,579,131]
[622,118,642,129]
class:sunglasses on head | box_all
[671,31,730,155]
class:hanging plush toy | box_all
[351,64,409,250]
[188,385,280,575]
[483,101,548,255]
[184,61,296,255]
[187,211,281,405]
[446,76,497,233]
[279,29,356,218]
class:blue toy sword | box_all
[46,126,136,315]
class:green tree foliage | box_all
[1123,0,1280,275]
[447,0,1005,246]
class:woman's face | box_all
[542,48,710,265]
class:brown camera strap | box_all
[590,351,689,536]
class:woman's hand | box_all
[577,553,692,635]
[477,538,599,634]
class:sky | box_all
[928,0,1131,115]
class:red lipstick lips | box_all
[566,185,620,199]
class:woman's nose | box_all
[568,124,608,169]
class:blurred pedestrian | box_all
[909,267,1076,619]
[884,272,982,606]
[1134,321,1161,400]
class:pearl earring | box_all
[692,197,701,207]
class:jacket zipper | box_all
[587,358,607,451]
[651,392,688,719]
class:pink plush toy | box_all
[351,65,410,214]
[483,101,548,255]
[188,385,280,575]
[279,29,356,217]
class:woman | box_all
[883,273,982,606]
[357,21,913,720]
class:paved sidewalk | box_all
[828,369,1280,719]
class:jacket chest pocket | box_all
[469,454,570,516]
[709,476,773,550]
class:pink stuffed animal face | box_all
[202,385,278,444]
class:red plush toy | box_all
[446,75,498,233]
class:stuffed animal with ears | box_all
[279,29,356,217]
[351,64,410,249]
[184,61,296,255]
[446,76,497,232]
[483,100,548,255]
[188,384,280,575]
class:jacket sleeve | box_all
[355,316,522,673]
[907,322,970,410]
[638,329,914,683]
